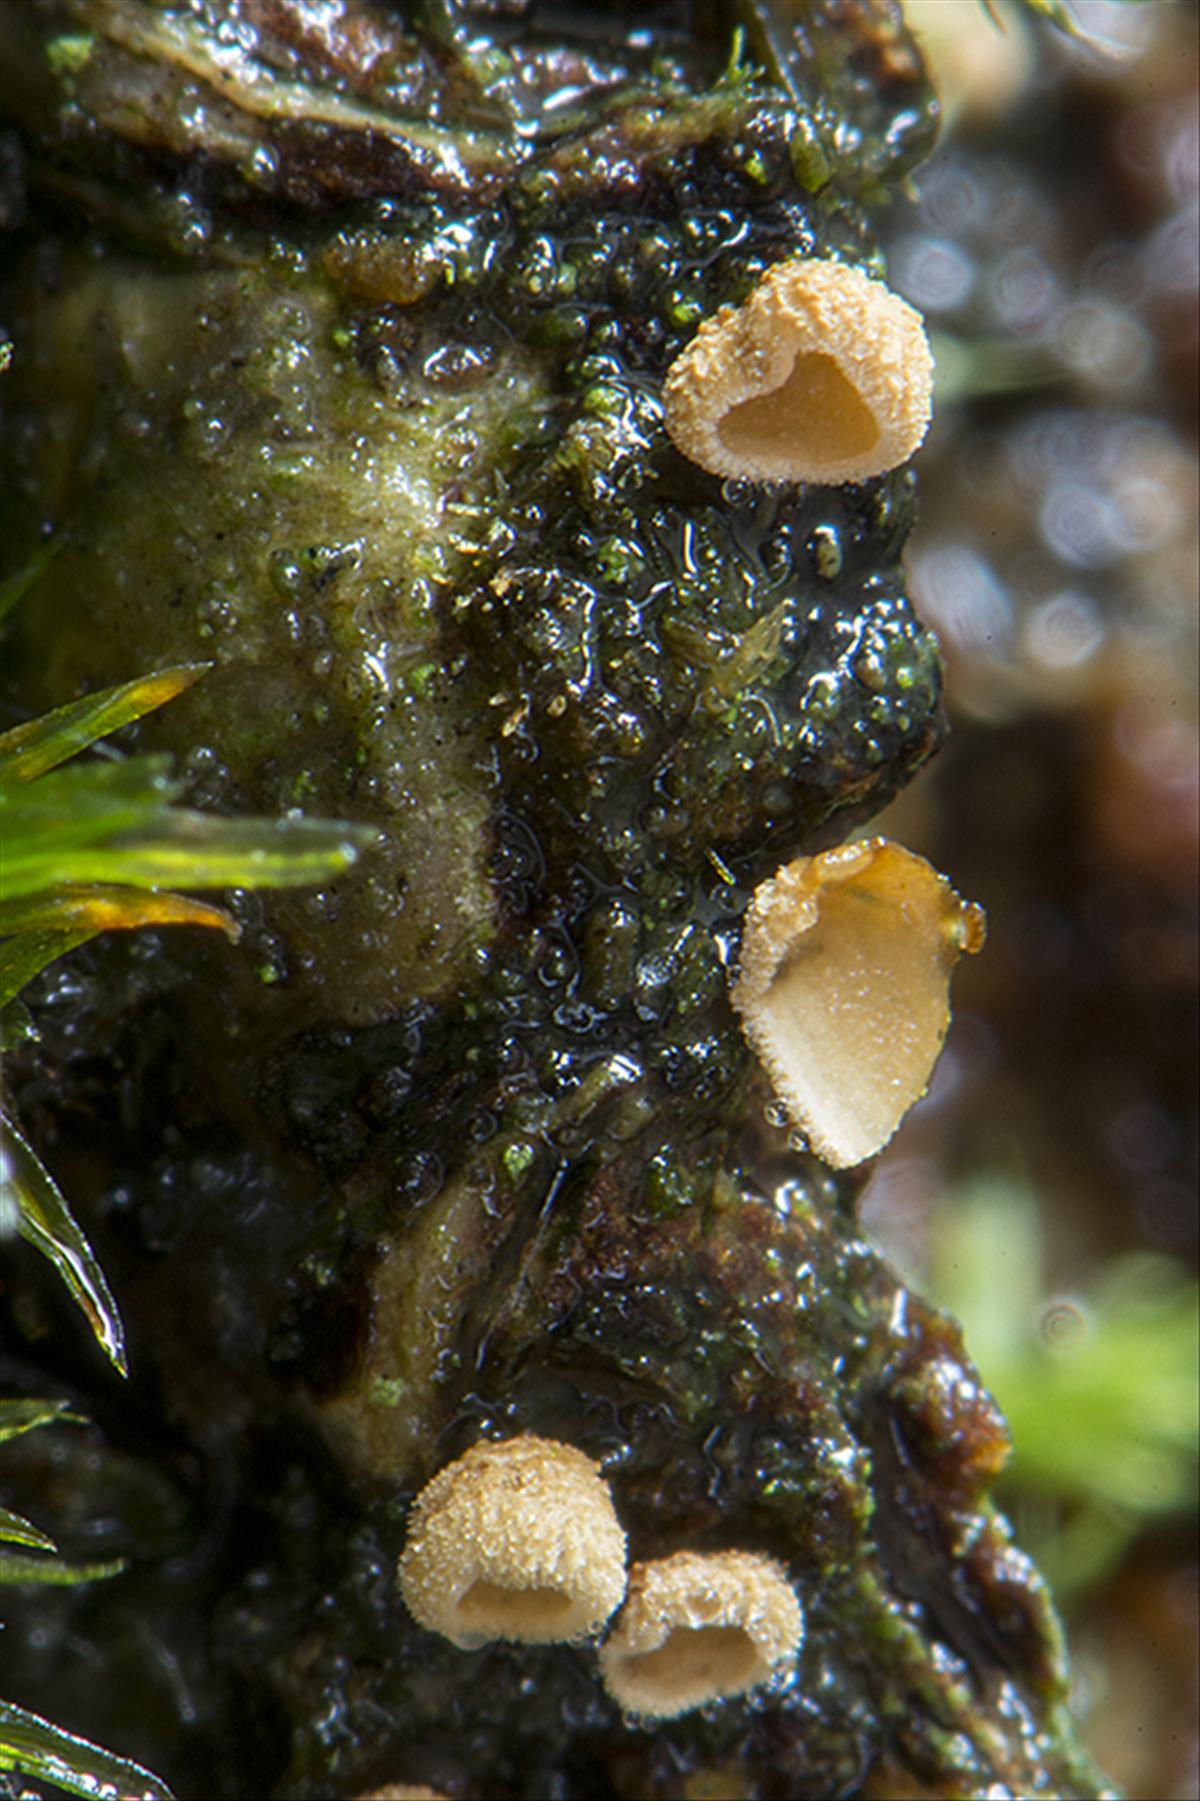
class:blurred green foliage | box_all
[931,1179,1199,1598]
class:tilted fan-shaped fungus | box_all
[599,1550,804,1719]
[663,256,934,485]
[397,1435,626,1649]
[731,838,986,1169]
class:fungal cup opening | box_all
[768,868,958,1149]
[718,351,880,467]
[456,1579,577,1634]
[622,1624,763,1701]
[731,840,986,1169]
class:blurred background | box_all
[866,2,1198,1795]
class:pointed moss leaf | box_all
[0,896,234,1009]
[0,540,60,628]
[0,1697,174,1801]
[0,927,98,1010]
[1,1550,128,1584]
[48,807,378,892]
[1,773,373,899]
[0,1504,57,1552]
[0,1397,79,1443]
[0,1113,128,1376]
[0,996,38,1052]
[2,884,239,941]
[0,756,180,900]
[0,664,209,784]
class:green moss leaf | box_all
[935,1186,1198,1513]
[1,760,374,901]
[0,1398,79,1444]
[1,884,237,939]
[0,1112,128,1377]
[1000,1255,1199,1513]
[1,1550,128,1584]
[0,1503,57,1552]
[0,541,59,629]
[932,1180,1199,1595]
[0,927,96,1011]
[0,996,37,1052]
[0,887,238,1004]
[0,756,181,899]
[0,1697,174,1801]
[37,806,378,891]
[0,664,209,784]
[0,670,374,1379]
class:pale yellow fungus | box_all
[662,256,934,485]
[731,838,986,1169]
[355,1786,448,1800]
[599,1550,804,1719]
[397,1434,627,1649]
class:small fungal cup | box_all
[599,1550,805,1719]
[731,837,986,1169]
[663,255,934,486]
[397,1434,627,1649]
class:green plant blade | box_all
[2,882,238,938]
[0,1697,174,1801]
[0,756,181,899]
[0,887,238,1007]
[0,996,37,1052]
[11,809,377,894]
[1,771,375,901]
[0,927,97,1010]
[0,1398,79,1444]
[0,905,235,1008]
[0,540,59,628]
[0,1113,127,1377]
[1,1550,128,1584]
[0,1504,57,1552]
[0,663,209,784]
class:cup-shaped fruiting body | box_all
[355,1787,448,1800]
[663,256,934,485]
[599,1550,804,1719]
[397,1434,627,1650]
[731,838,986,1170]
